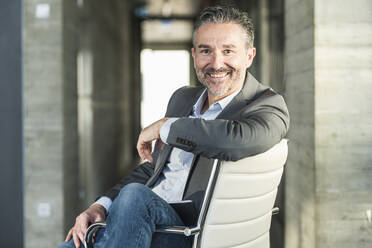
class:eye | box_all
[224,49,233,55]
[200,49,210,55]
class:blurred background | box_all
[1,0,371,247]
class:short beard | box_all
[196,67,237,97]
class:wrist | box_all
[156,118,169,138]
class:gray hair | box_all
[192,5,255,48]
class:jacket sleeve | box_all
[165,90,290,161]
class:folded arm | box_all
[165,92,289,161]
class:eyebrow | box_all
[197,44,237,49]
[222,44,236,48]
[197,44,210,49]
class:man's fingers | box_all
[140,148,153,162]
[65,229,73,242]
[156,139,164,149]
[136,118,168,161]
[137,141,153,162]
[77,230,85,247]
[76,222,88,245]
[73,232,81,248]
[78,219,88,234]
[141,143,152,161]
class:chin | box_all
[207,86,231,97]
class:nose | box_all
[209,52,224,69]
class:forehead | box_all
[194,22,246,47]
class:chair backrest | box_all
[199,139,288,248]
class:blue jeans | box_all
[58,183,192,248]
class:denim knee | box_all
[57,240,78,248]
[116,183,149,204]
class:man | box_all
[59,5,289,248]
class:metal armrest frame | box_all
[84,222,106,248]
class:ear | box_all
[246,47,256,68]
[191,47,196,68]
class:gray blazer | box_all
[103,73,289,212]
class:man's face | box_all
[192,23,256,97]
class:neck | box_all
[201,74,247,114]
[201,86,241,114]
[201,91,233,115]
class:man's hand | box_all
[137,118,169,163]
[65,204,106,248]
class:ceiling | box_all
[136,0,210,44]
[146,0,201,16]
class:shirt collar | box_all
[193,86,243,115]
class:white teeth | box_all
[209,73,227,78]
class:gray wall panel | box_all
[0,0,24,247]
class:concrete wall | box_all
[23,0,140,247]
[285,0,372,247]
[284,0,316,247]
[314,0,372,246]
[24,0,78,246]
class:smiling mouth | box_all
[208,72,230,78]
[204,67,234,80]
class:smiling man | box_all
[59,5,289,248]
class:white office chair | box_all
[85,139,288,248]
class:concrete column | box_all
[314,0,372,247]
[258,0,270,85]
[24,0,79,247]
[285,0,372,247]
[24,1,139,246]
[284,0,316,247]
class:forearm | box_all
[167,119,280,160]
[166,105,289,161]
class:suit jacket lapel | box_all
[175,88,205,117]
[218,72,259,119]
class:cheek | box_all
[223,58,241,69]
[194,59,208,70]
[234,57,250,69]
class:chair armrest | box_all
[155,226,200,236]
[84,222,106,248]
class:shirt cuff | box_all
[160,118,178,144]
[92,196,112,213]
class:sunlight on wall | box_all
[77,49,93,205]
[141,49,190,128]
